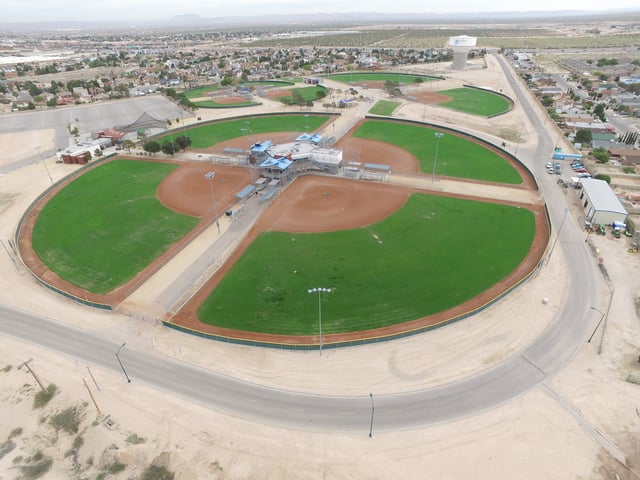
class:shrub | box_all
[623,166,635,174]
[594,174,611,183]
[19,452,53,479]
[33,384,57,409]
[72,435,84,450]
[1,364,12,373]
[9,427,23,439]
[0,440,16,460]
[50,406,81,434]
[141,465,175,480]
[109,461,127,474]
[126,433,145,444]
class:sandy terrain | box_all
[1,54,639,479]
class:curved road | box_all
[0,54,600,432]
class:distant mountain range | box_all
[2,9,640,32]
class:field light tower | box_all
[308,287,331,355]
[205,171,220,234]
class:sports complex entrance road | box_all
[0,54,601,431]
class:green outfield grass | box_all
[184,81,294,99]
[194,99,261,108]
[278,85,327,104]
[325,72,435,84]
[183,85,220,99]
[437,87,511,116]
[198,194,535,335]
[31,160,199,294]
[369,100,401,116]
[353,120,522,184]
[160,115,330,149]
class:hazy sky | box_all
[4,0,639,22]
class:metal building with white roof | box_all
[578,178,628,225]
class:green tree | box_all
[594,103,607,122]
[591,147,609,163]
[575,129,593,144]
[161,140,177,155]
[541,95,554,107]
[175,135,192,151]
[143,141,161,155]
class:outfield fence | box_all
[163,244,548,350]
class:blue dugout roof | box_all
[251,140,272,152]
[259,156,293,170]
[236,185,256,199]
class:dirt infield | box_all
[265,89,293,99]
[407,90,453,104]
[214,96,250,105]
[336,136,419,174]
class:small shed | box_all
[578,178,627,225]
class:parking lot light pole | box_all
[369,393,375,438]
[432,132,444,183]
[205,171,220,234]
[308,287,331,355]
[587,306,605,343]
[115,342,131,383]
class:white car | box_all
[546,162,552,169]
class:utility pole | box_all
[18,359,45,391]
[82,378,101,414]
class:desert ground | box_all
[1,54,640,480]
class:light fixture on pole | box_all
[587,306,605,344]
[369,393,375,438]
[35,146,53,185]
[546,207,568,265]
[115,342,131,383]
[432,132,444,183]
[308,287,331,355]
[204,171,220,234]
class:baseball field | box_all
[20,115,546,343]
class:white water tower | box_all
[449,35,477,70]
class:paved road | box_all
[0,54,602,432]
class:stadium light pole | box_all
[308,287,331,355]
[115,342,131,383]
[205,171,220,234]
[432,132,444,183]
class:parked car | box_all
[546,162,553,169]
[574,168,588,173]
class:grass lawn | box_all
[278,85,327,104]
[198,194,535,335]
[194,99,261,108]
[161,115,330,149]
[369,100,401,116]
[354,120,522,184]
[325,72,435,84]
[32,160,199,294]
[183,85,219,99]
[437,87,511,116]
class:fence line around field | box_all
[13,154,116,311]
[162,245,548,350]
